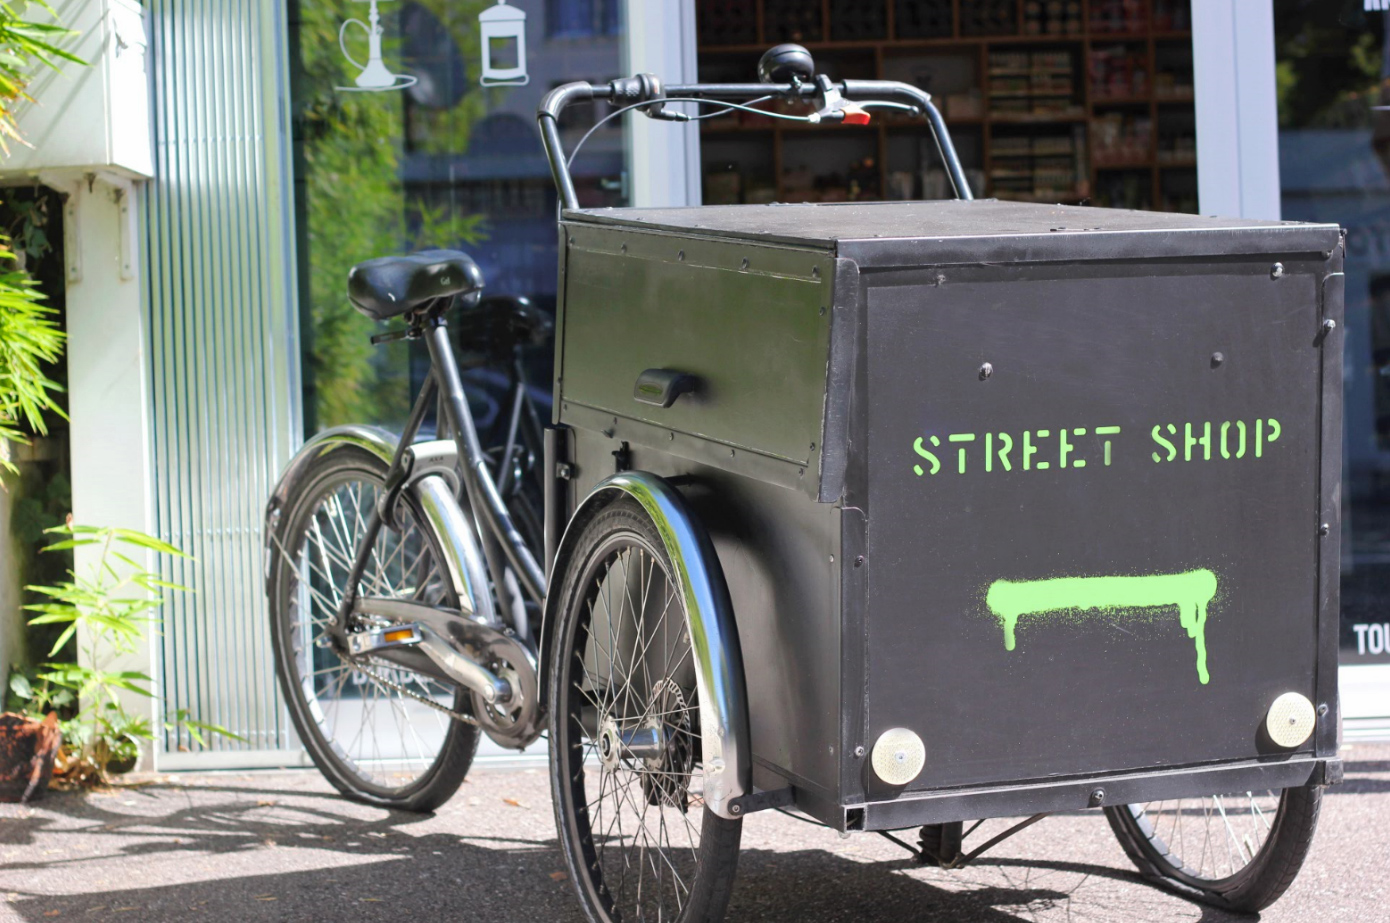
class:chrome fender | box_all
[264,425,494,624]
[543,471,750,820]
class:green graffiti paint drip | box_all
[985,569,1218,684]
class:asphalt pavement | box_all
[0,742,1386,922]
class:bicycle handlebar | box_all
[537,75,974,211]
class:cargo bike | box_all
[265,45,1345,921]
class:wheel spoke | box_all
[276,468,467,796]
[556,522,724,923]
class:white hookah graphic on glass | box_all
[337,0,417,92]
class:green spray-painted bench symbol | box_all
[985,569,1218,684]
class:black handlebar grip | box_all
[608,72,663,105]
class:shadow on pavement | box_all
[2,837,582,922]
[3,844,1205,923]
[0,783,436,858]
[13,762,1383,922]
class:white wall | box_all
[1192,0,1282,219]
[51,173,159,766]
[622,0,701,208]
[0,484,21,696]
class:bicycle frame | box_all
[331,310,547,646]
[331,71,970,639]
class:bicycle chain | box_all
[350,658,481,727]
[269,518,481,727]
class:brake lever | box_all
[811,74,871,125]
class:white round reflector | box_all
[871,728,925,786]
[1266,692,1316,749]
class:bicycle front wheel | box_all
[267,445,479,812]
[548,498,742,923]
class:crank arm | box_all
[416,623,513,706]
[350,600,515,706]
[355,596,471,635]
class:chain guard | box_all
[464,626,543,749]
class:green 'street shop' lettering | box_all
[911,418,1278,476]
[1151,418,1279,464]
[949,433,976,473]
[911,424,1119,475]
[913,435,940,476]
[1152,423,1177,463]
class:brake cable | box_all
[564,94,920,169]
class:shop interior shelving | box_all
[695,0,1196,212]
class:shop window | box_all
[545,0,620,39]
[1276,2,1390,677]
[694,0,1195,210]
[1372,275,1390,451]
[290,0,626,435]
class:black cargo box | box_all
[553,199,1344,830]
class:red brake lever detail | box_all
[841,104,871,126]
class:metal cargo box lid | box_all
[567,200,1342,264]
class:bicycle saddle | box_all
[347,249,485,321]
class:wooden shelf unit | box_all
[696,0,1197,211]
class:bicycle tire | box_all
[1105,784,1321,912]
[549,498,742,923]
[267,445,479,812]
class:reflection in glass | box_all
[1276,3,1390,672]
[289,0,626,436]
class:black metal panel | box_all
[543,425,569,578]
[567,432,845,803]
[818,257,860,503]
[568,200,1340,266]
[1315,246,1347,756]
[862,257,1326,794]
[558,224,831,469]
[838,505,868,806]
[856,757,1338,832]
[556,197,1344,821]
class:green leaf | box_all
[174,712,247,744]
[105,678,153,697]
[45,621,76,657]
[8,672,31,700]
[38,538,98,552]
[133,575,192,593]
[112,528,189,558]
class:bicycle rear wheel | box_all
[267,445,479,811]
[1106,785,1321,912]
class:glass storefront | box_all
[695,0,1198,212]
[277,0,1385,724]
[288,0,627,438]
[1275,1,1390,721]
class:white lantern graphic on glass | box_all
[479,0,528,87]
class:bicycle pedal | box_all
[347,624,423,656]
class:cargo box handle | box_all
[634,369,698,408]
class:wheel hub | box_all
[642,681,695,809]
